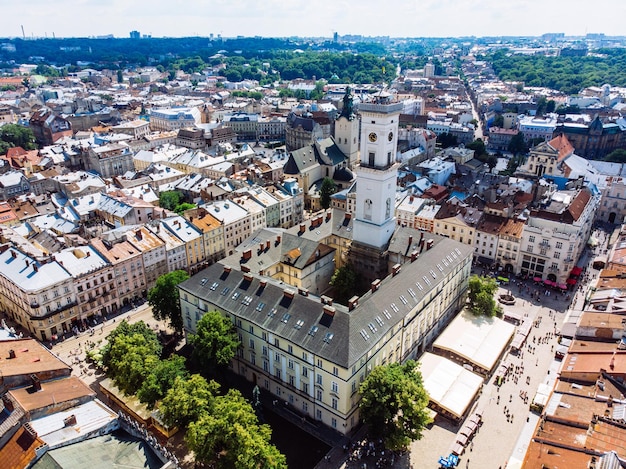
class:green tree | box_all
[319,177,336,209]
[160,374,220,428]
[101,320,161,369]
[148,270,189,333]
[436,132,457,149]
[507,132,527,156]
[117,69,124,83]
[175,202,196,214]
[467,138,487,157]
[186,389,287,469]
[492,114,504,128]
[330,265,357,304]
[359,361,432,451]
[105,330,162,394]
[0,124,37,154]
[190,311,240,376]
[159,190,183,211]
[467,275,500,317]
[604,148,626,163]
[137,355,188,408]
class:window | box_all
[556,242,563,249]
[316,374,323,385]
[528,236,535,243]
[317,389,323,401]
[316,409,322,420]
[302,383,309,394]
[289,375,295,386]
[331,381,338,393]
[332,398,338,410]
[302,367,308,377]
[554,251,560,259]
[288,359,294,369]
[332,418,337,429]
[249,339,255,350]
[275,352,280,362]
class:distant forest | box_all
[489,48,626,95]
[0,37,414,84]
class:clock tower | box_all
[335,87,360,169]
[352,93,402,250]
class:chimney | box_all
[345,213,351,220]
[410,195,414,202]
[266,240,270,250]
[326,211,331,222]
[86,251,90,257]
[241,264,251,273]
[298,287,309,297]
[420,232,424,242]
[30,374,41,392]
[8,349,16,359]
[2,395,14,412]
[321,295,333,306]
[24,423,38,439]
[348,295,359,311]
[33,264,38,272]
[408,235,413,246]
[259,243,264,252]
[411,250,419,262]
[283,288,296,300]
[26,259,29,267]
[392,264,402,276]
[243,273,253,282]
[259,279,267,288]
[10,250,16,258]
[63,415,77,427]
[242,249,252,260]
[299,224,306,233]
[426,239,434,250]
[276,235,281,245]
[323,305,336,317]
[223,266,232,274]
[371,279,381,293]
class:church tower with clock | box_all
[352,93,403,250]
[349,92,403,284]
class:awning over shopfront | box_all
[566,278,577,285]
[477,256,494,265]
[571,266,583,276]
[557,283,568,290]
[543,279,554,286]
[533,276,542,282]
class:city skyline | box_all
[3,0,625,40]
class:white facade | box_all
[334,115,360,169]
[353,100,403,249]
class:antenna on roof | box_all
[21,25,26,39]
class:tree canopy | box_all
[158,190,183,211]
[0,124,37,155]
[330,264,357,304]
[507,132,528,156]
[359,360,432,451]
[467,275,500,317]
[190,311,240,376]
[186,389,287,469]
[489,48,626,95]
[319,177,336,210]
[102,322,162,395]
[148,270,189,333]
[603,148,626,163]
[137,355,188,408]
[159,374,220,428]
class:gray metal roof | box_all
[179,235,472,368]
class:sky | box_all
[2,0,625,39]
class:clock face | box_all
[368,132,377,143]
[388,131,394,141]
